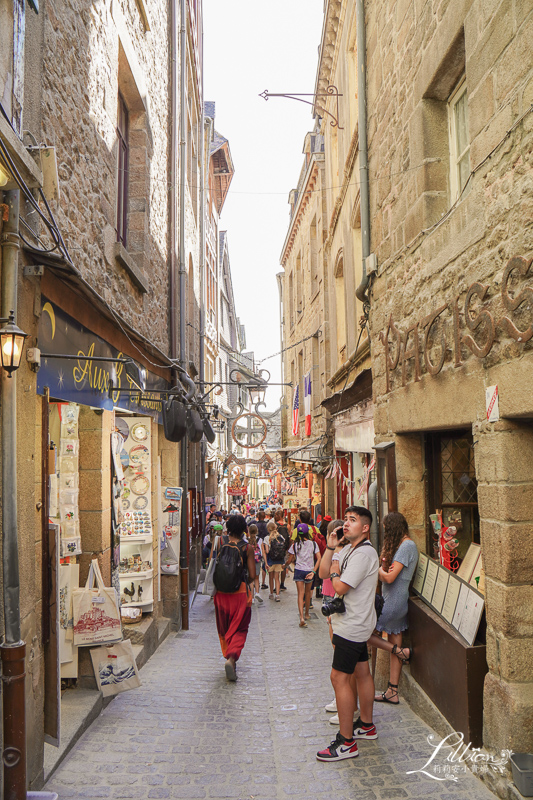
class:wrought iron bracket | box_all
[259,86,343,129]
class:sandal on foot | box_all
[375,682,399,704]
[392,644,411,665]
[299,621,308,628]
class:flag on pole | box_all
[292,384,300,436]
[304,372,312,437]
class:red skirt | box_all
[214,582,252,662]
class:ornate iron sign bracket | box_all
[259,86,343,129]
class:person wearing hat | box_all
[285,523,322,627]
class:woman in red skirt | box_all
[213,514,256,681]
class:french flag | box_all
[304,372,312,437]
[292,384,299,436]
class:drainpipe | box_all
[1,189,26,800]
[355,0,371,305]
[170,0,178,366]
[199,12,206,544]
[178,0,189,630]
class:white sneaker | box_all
[256,594,263,604]
[324,699,337,713]
[329,710,359,726]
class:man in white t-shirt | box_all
[316,505,378,762]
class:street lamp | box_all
[0,311,28,376]
[249,384,266,407]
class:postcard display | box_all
[50,403,82,679]
[117,417,154,612]
[412,543,485,646]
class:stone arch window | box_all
[334,249,347,360]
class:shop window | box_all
[426,431,479,566]
[375,442,397,549]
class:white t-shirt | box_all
[330,542,378,643]
[288,540,319,572]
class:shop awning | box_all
[321,369,372,415]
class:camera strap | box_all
[340,540,373,575]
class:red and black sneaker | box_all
[353,718,378,740]
[316,732,359,762]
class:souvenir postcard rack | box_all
[115,417,154,613]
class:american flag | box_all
[292,384,299,436]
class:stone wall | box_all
[281,149,330,455]
[366,0,533,754]
[41,0,171,352]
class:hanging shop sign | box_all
[379,255,532,393]
[37,298,168,420]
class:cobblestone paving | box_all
[47,582,497,800]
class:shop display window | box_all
[426,431,479,569]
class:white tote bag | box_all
[202,536,219,597]
[90,639,141,697]
[72,559,122,646]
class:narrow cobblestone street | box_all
[46,583,497,800]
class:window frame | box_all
[448,78,470,202]
[425,430,480,568]
[116,92,129,247]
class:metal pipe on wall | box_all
[355,0,371,305]
[199,3,206,543]
[178,0,189,629]
[1,189,27,799]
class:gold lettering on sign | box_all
[422,303,448,376]
[462,282,495,358]
[500,256,533,342]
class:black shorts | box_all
[331,634,369,674]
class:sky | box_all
[203,0,324,410]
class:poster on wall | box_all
[161,487,182,574]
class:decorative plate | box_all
[122,499,130,510]
[115,417,130,442]
[131,423,150,443]
[133,495,148,510]
[131,474,150,496]
[129,445,150,465]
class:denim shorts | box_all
[293,568,314,583]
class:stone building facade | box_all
[365,0,533,770]
[279,129,334,512]
[314,0,375,518]
[0,0,206,791]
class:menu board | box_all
[457,543,481,583]
[431,566,450,614]
[442,573,461,624]
[458,588,485,645]
[451,582,470,630]
[412,553,428,594]
[421,559,439,603]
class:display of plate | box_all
[122,499,130,510]
[130,474,150,495]
[131,423,150,443]
[133,495,148,510]
[130,445,150,465]
[115,417,130,442]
